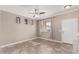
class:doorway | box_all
[61,18,78,44]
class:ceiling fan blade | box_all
[40,12,46,14]
[33,15,35,17]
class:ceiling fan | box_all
[29,9,46,17]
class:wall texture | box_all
[0,11,36,46]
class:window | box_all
[46,22,51,32]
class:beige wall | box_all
[0,11,36,46]
[52,10,79,41]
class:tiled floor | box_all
[0,39,73,54]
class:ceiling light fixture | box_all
[29,9,46,18]
[64,5,72,9]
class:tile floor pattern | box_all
[0,39,73,54]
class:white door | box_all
[62,18,78,44]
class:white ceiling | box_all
[0,5,78,20]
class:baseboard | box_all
[0,37,37,48]
[37,37,63,43]
[62,42,72,45]
[37,37,72,45]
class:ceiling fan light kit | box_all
[29,9,46,18]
